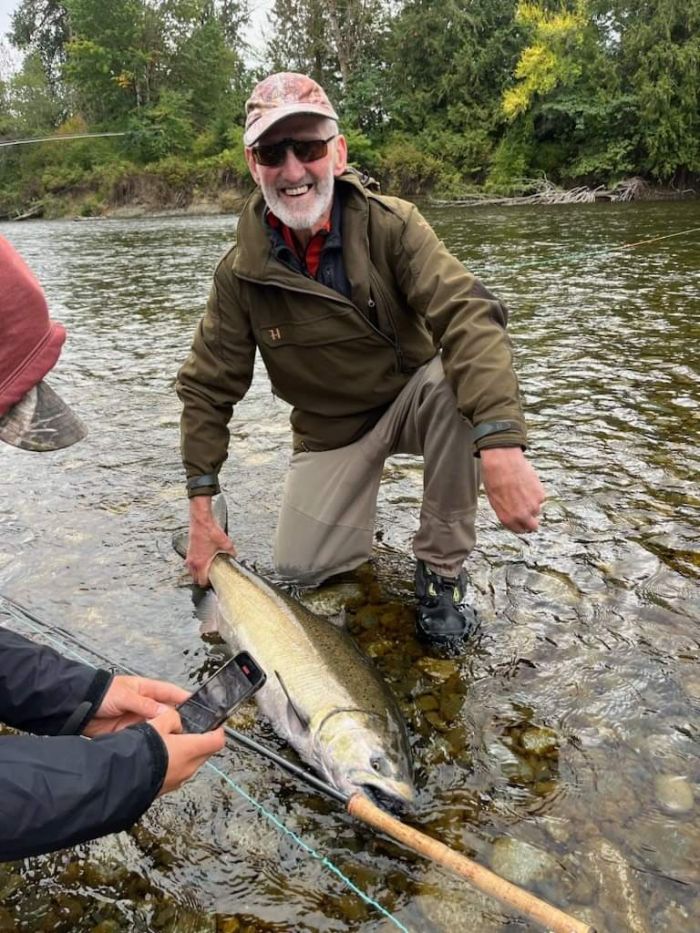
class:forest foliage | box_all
[0,0,698,216]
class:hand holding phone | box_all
[177,651,266,734]
[148,708,225,795]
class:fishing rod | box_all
[0,594,347,804]
[1,594,594,933]
[0,132,128,148]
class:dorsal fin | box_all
[212,494,228,534]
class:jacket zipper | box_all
[368,267,405,372]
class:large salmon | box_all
[174,522,414,812]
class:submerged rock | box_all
[410,863,506,932]
[654,774,694,814]
[520,726,559,755]
[489,836,561,886]
[296,581,364,617]
[415,657,460,682]
[680,676,700,700]
[585,837,651,933]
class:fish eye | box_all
[370,755,390,776]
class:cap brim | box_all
[0,381,87,451]
[244,104,339,147]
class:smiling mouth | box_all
[281,183,312,197]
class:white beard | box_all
[260,161,335,231]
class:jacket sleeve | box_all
[394,202,527,450]
[0,723,167,861]
[0,627,111,736]
[175,252,257,496]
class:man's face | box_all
[245,115,348,234]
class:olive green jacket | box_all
[177,170,526,492]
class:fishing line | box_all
[0,595,410,933]
[501,225,700,272]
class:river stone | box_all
[417,693,439,712]
[680,676,700,699]
[0,873,22,900]
[439,692,463,722]
[415,657,459,682]
[520,726,559,755]
[654,900,696,932]
[585,837,651,933]
[91,922,121,933]
[489,837,561,886]
[296,581,364,616]
[486,739,522,777]
[654,774,694,814]
[411,864,505,932]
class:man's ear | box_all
[244,148,260,184]
[333,135,348,176]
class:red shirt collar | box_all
[266,210,332,278]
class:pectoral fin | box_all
[193,589,222,636]
[275,670,310,733]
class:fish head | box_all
[316,710,415,815]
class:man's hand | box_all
[83,676,190,736]
[480,447,545,533]
[148,708,225,795]
[186,496,236,586]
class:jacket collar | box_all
[231,171,371,303]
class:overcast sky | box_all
[0,0,16,41]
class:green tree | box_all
[601,0,700,180]
[383,0,522,182]
[4,50,65,133]
[10,0,70,93]
[163,1,244,129]
[266,0,387,126]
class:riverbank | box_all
[2,148,695,222]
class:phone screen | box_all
[177,652,266,734]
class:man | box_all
[0,236,224,860]
[177,72,545,648]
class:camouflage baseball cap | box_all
[0,237,87,451]
[244,72,339,147]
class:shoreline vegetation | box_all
[3,154,696,224]
[1,1,698,221]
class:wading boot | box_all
[414,559,477,649]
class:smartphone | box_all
[177,651,266,734]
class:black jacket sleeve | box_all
[0,723,168,861]
[0,627,111,735]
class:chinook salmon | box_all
[174,521,414,813]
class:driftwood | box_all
[10,203,43,221]
[432,176,661,207]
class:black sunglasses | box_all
[251,135,337,167]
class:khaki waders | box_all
[274,356,480,585]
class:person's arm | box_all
[0,711,224,861]
[394,204,545,531]
[395,202,526,450]
[175,256,255,584]
[0,724,165,860]
[0,627,111,736]
[175,255,257,501]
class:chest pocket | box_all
[256,308,377,349]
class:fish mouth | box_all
[359,781,415,817]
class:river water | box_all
[0,200,698,932]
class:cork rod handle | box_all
[347,794,594,933]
